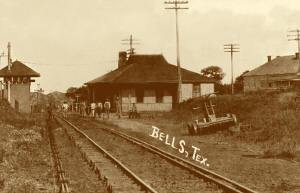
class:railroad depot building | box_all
[86,53,215,112]
[0,60,40,113]
[243,53,300,92]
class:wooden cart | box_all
[187,94,238,135]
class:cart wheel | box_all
[192,123,198,135]
[231,114,237,124]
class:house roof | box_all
[0,60,40,77]
[244,55,299,77]
[86,54,215,84]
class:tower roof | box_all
[0,60,40,77]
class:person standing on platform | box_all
[90,101,96,118]
[96,101,103,118]
[62,101,69,118]
[85,102,89,116]
[115,96,122,119]
[104,99,111,119]
[80,102,86,117]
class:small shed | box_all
[0,60,40,113]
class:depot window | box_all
[136,88,144,103]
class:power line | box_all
[121,34,140,56]
[164,0,188,103]
[224,44,240,95]
[19,60,117,67]
[287,29,300,75]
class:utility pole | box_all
[224,44,240,95]
[34,83,44,113]
[75,94,80,112]
[7,42,12,70]
[7,42,11,103]
[121,34,140,56]
[0,51,6,98]
[165,0,188,103]
[288,29,300,75]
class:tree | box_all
[76,86,88,101]
[200,66,225,83]
[65,86,88,101]
[65,87,78,99]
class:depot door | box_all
[121,89,135,112]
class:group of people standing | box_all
[79,99,112,119]
[59,96,127,119]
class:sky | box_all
[1,0,300,93]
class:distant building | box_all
[0,60,40,113]
[85,53,215,112]
[243,53,300,92]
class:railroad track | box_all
[55,116,158,193]
[61,116,258,193]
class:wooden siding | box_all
[192,84,201,98]
[243,74,296,92]
[182,84,193,101]
[123,103,172,112]
[200,83,215,95]
[163,90,172,103]
[144,89,156,103]
[121,89,136,103]
[3,83,31,113]
[137,103,172,111]
[120,88,173,112]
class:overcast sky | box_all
[1,0,300,93]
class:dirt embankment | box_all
[0,100,54,193]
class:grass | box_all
[157,91,300,159]
[0,99,53,193]
[0,100,36,127]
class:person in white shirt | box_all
[62,102,69,118]
[90,102,96,118]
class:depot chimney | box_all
[118,51,127,68]
[267,56,272,62]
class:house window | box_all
[260,80,267,88]
[136,88,144,103]
[156,89,163,103]
[193,84,201,97]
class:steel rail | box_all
[57,117,158,193]
[88,119,258,193]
